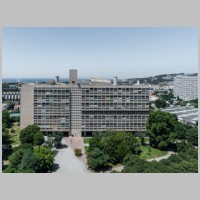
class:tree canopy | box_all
[87,131,141,171]
[146,110,178,150]
[122,143,197,173]
[155,99,167,108]
[20,124,43,145]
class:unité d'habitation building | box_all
[20,69,149,137]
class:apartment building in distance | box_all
[173,75,198,100]
[20,69,150,137]
[2,92,20,101]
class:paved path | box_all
[147,151,176,162]
[52,138,90,173]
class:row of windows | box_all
[82,115,147,119]
[82,88,148,91]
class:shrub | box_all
[75,148,82,157]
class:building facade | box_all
[173,75,198,100]
[20,70,149,136]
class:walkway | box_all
[52,137,90,173]
[147,151,176,162]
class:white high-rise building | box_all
[173,75,198,100]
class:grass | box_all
[140,145,167,160]
[11,127,21,146]
[8,122,21,146]
[83,137,91,144]
[84,146,89,152]
[144,137,149,143]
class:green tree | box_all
[155,99,167,108]
[52,132,64,148]
[88,131,105,152]
[2,110,11,128]
[186,127,198,146]
[87,148,111,172]
[4,166,19,173]
[18,150,37,172]
[7,103,15,110]
[146,110,178,150]
[34,146,55,173]
[20,124,40,144]
[174,123,188,140]
[122,155,148,173]
[8,148,28,169]
[33,132,44,146]
[2,129,13,160]
[103,131,141,164]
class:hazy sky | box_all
[2,27,198,79]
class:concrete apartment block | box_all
[20,69,150,136]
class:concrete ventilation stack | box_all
[69,69,77,85]
[136,80,140,85]
[113,76,118,85]
[55,76,59,83]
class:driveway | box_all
[52,138,90,173]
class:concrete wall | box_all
[20,85,34,129]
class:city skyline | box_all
[2,27,198,79]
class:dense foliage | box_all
[4,145,55,173]
[146,110,178,150]
[122,142,198,173]
[2,129,13,160]
[34,132,45,146]
[7,103,15,110]
[189,98,198,108]
[87,131,141,172]
[146,110,198,150]
[87,148,111,172]
[160,91,174,104]
[52,132,64,148]
[20,124,43,145]
[155,99,167,108]
[2,110,11,129]
[34,146,55,173]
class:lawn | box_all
[140,145,167,160]
[144,137,149,143]
[8,122,21,146]
[11,127,21,146]
[83,137,91,144]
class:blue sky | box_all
[2,27,198,79]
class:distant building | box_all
[173,75,198,100]
[20,69,150,137]
[2,92,20,101]
[14,105,20,111]
[161,106,198,126]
